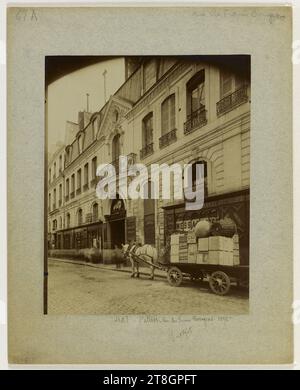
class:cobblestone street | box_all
[48,259,249,315]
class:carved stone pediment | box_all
[96,96,132,141]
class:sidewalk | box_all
[48,257,168,279]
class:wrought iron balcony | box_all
[159,128,177,149]
[140,143,154,160]
[216,86,248,116]
[184,108,207,135]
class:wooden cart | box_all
[166,262,249,295]
[129,250,248,296]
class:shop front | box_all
[163,189,250,265]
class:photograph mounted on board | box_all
[45,55,250,315]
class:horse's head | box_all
[121,243,130,259]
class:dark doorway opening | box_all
[110,219,125,248]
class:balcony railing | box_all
[159,128,177,149]
[216,86,248,116]
[184,108,207,135]
[140,143,154,160]
[76,188,81,195]
[70,191,75,199]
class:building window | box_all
[59,184,62,206]
[160,94,176,148]
[92,203,98,222]
[77,169,81,195]
[217,69,248,116]
[53,188,56,209]
[113,110,119,123]
[112,134,121,162]
[140,113,154,159]
[59,155,62,173]
[66,178,69,199]
[71,174,75,198]
[184,70,207,134]
[59,217,62,229]
[92,157,97,180]
[49,168,51,183]
[161,94,175,135]
[84,163,89,191]
[78,134,84,154]
[66,213,70,228]
[91,157,97,188]
[48,193,51,211]
[220,68,234,98]
[77,208,83,226]
[52,219,57,231]
[112,134,121,173]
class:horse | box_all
[122,243,158,280]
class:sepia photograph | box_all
[46,55,250,315]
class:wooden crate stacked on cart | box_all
[170,230,240,266]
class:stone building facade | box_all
[48,57,250,264]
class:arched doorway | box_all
[109,195,126,248]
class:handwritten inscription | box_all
[113,315,231,324]
[15,9,38,22]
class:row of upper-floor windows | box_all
[49,154,63,184]
[65,156,98,202]
[48,157,97,210]
[139,68,248,158]
[48,68,248,184]
[49,203,99,232]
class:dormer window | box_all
[78,133,84,154]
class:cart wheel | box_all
[167,267,183,287]
[209,271,231,295]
